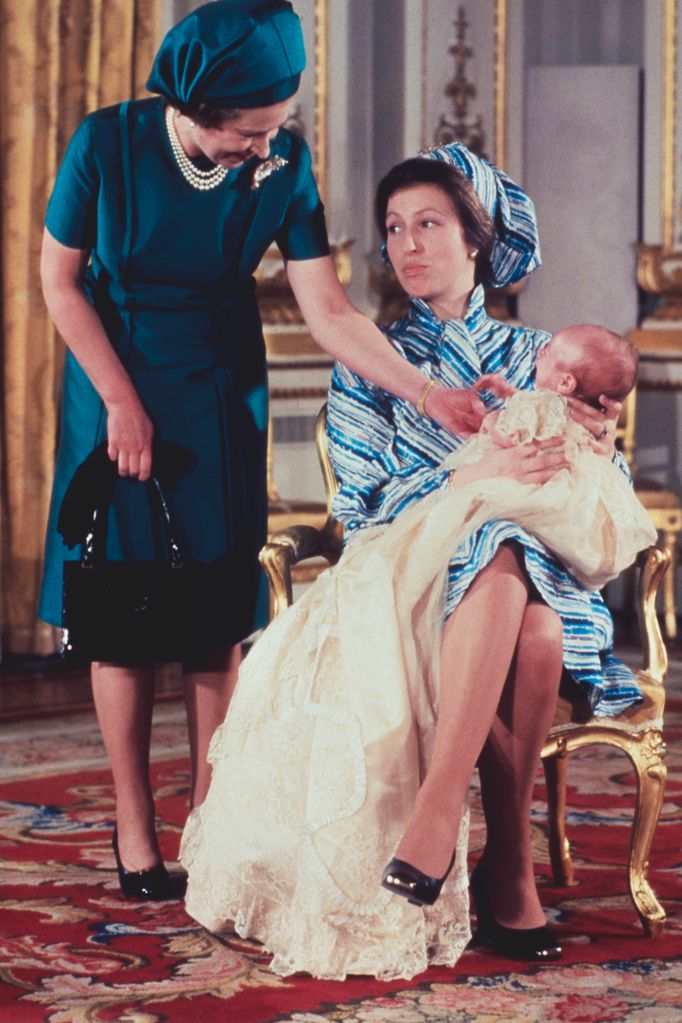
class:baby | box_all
[475,324,637,449]
[447,327,633,460]
[441,324,654,590]
[533,323,637,406]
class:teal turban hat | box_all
[147,0,305,109]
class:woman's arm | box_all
[40,229,154,479]
[286,256,485,436]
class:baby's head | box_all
[535,324,638,407]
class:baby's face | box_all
[535,338,568,391]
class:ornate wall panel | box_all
[420,1,498,161]
[634,0,682,350]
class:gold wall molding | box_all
[634,0,682,341]
[636,243,682,320]
[493,0,507,169]
[313,0,328,204]
[662,0,677,251]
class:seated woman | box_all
[181,144,646,980]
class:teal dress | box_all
[39,97,329,649]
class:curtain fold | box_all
[0,0,161,656]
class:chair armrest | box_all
[267,524,334,562]
[637,544,671,685]
[259,521,343,619]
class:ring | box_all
[598,424,608,440]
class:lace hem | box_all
[183,806,472,981]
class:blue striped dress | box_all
[327,286,641,716]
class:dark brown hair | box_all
[375,157,495,285]
[173,102,242,129]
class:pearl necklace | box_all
[165,106,228,191]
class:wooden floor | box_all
[0,655,183,721]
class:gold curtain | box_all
[0,0,162,655]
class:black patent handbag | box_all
[58,444,222,664]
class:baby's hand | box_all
[479,410,511,447]
[475,373,516,400]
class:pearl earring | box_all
[469,248,479,258]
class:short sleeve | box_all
[275,137,330,261]
[45,116,99,250]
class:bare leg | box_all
[477,602,563,929]
[183,644,241,809]
[394,544,531,878]
[91,661,159,871]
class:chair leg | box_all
[542,751,576,887]
[661,530,677,640]
[628,729,668,937]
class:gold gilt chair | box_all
[260,404,670,937]
[617,387,682,640]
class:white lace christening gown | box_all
[180,389,655,981]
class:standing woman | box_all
[39,0,484,899]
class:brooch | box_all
[251,155,288,190]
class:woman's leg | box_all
[183,643,241,809]
[91,661,159,871]
[477,602,563,929]
[394,543,531,879]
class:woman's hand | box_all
[566,394,620,458]
[426,385,487,437]
[106,394,154,481]
[450,436,570,489]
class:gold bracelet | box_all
[416,379,435,417]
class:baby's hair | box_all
[553,325,638,404]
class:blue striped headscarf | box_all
[420,143,541,288]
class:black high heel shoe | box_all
[469,858,562,961]
[112,828,186,901]
[381,849,456,907]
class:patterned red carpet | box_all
[1,657,681,1023]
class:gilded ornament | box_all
[640,730,667,766]
[433,6,487,157]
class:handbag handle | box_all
[81,476,183,569]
